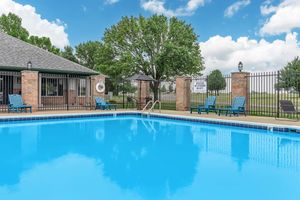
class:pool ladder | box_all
[142,100,161,114]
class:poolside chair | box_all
[95,97,117,110]
[278,100,299,121]
[8,94,32,113]
[190,96,217,114]
[218,96,246,116]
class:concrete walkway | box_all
[0,109,299,127]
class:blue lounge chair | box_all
[190,96,217,114]
[8,94,32,113]
[218,96,246,116]
[95,97,117,110]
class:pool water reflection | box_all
[0,116,300,200]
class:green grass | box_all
[108,93,300,119]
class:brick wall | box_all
[21,70,39,111]
[176,77,191,111]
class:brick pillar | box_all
[231,72,250,111]
[138,81,150,110]
[21,70,39,112]
[176,76,191,111]
[91,74,106,106]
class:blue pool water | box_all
[0,115,300,200]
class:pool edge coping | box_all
[0,111,299,133]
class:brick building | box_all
[0,31,105,112]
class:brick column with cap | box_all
[21,70,39,112]
[91,74,106,106]
[231,72,250,111]
[138,81,150,110]
[176,76,191,111]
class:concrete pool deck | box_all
[0,109,299,128]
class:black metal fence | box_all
[191,75,232,109]
[247,71,300,119]
[0,71,21,112]
[156,80,176,110]
[38,73,92,111]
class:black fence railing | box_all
[191,75,232,109]
[156,80,176,110]
[0,71,21,112]
[247,71,300,119]
[38,73,92,111]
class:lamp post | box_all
[27,61,32,70]
[238,61,243,72]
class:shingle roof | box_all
[0,31,98,75]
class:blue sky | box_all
[1,0,300,73]
[13,0,281,45]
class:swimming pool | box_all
[0,113,299,200]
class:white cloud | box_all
[260,0,300,36]
[0,0,69,48]
[200,32,300,74]
[141,0,206,17]
[105,0,120,5]
[224,0,251,18]
[260,0,277,16]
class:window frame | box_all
[41,77,64,97]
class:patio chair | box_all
[95,97,117,110]
[278,100,299,120]
[190,96,217,114]
[218,96,246,116]
[8,94,32,113]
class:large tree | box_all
[0,13,29,41]
[278,57,300,97]
[29,35,60,55]
[0,13,60,55]
[207,69,226,95]
[97,15,204,100]
[75,41,102,70]
[61,46,78,63]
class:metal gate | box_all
[38,73,92,111]
[0,71,21,112]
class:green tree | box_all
[61,46,78,63]
[97,15,204,100]
[207,70,226,95]
[0,13,60,55]
[278,57,300,97]
[76,41,101,69]
[28,35,60,55]
[0,13,29,41]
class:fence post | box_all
[66,74,69,110]
[277,71,280,118]
[231,72,250,112]
[206,75,209,97]
[176,76,191,111]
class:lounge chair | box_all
[190,96,217,114]
[218,96,246,116]
[278,100,299,120]
[8,94,32,113]
[95,97,117,110]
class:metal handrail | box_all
[142,100,154,112]
[148,100,161,114]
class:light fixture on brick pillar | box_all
[238,61,243,72]
[27,61,32,70]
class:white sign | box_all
[193,79,207,93]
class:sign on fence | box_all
[192,79,207,93]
